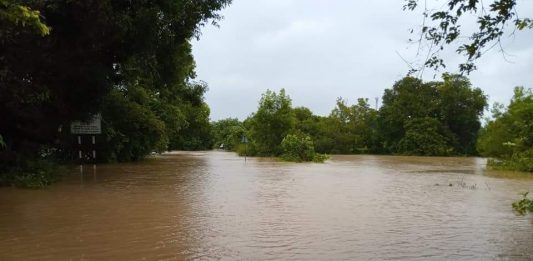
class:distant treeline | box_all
[211,74,532,171]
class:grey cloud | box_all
[193,0,533,120]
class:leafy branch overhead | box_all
[405,0,532,74]
[0,0,50,35]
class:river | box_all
[1,151,532,260]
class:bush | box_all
[479,87,532,172]
[312,153,330,163]
[0,159,62,189]
[235,142,258,157]
[488,148,533,172]
[398,117,454,156]
[281,134,315,162]
[281,133,328,163]
[512,192,533,215]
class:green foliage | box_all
[235,143,258,157]
[280,133,328,163]
[479,87,533,172]
[378,77,438,153]
[0,0,230,174]
[235,75,486,161]
[98,90,168,162]
[326,98,379,154]
[438,74,488,154]
[405,0,532,73]
[512,192,533,215]
[0,159,61,189]
[247,89,295,156]
[170,102,214,150]
[281,133,316,162]
[312,153,330,163]
[211,118,245,150]
[378,74,486,155]
[398,117,453,156]
[0,0,50,35]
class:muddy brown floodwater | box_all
[1,151,533,260]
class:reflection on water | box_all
[1,152,533,260]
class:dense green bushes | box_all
[247,89,295,156]
[0,0,231,187]
[211,118,245,150]
[0,159,62,189]
[512,192,533,215]
[478,87,533,172]
[281,133,315,162]
[280,133,327,162]
[398,117,453,156]
[212,74,490,162]
[378,74,487,155]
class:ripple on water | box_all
[0,151,533,260]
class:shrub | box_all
[512,192,533,215]
[0,159,62,189]
[281,134,315,162]
[280,133,328,162]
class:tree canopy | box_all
[213,74,488,161]
[1,0,231,184]
[478,87,533,171]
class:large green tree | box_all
[327,98,379,154]
[378,74,486,155]
[1,1,231,169]
[437,74,487,154]
[478,87,533,171]
[247,89,295,156]
[211,118,245,151]
[378,77,439,153]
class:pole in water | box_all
[79,164,83,184]
[242,135,248,163]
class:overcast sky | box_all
[192,0,533,121]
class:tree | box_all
[0,0,50,35]
[170,102,214,150]
[211,118,245,150]
[378,74,486,155]
[478,87,532,171]
[437,74,487,154]
[98,90,168,162]
[247,89,295,156]
[328,98,379,154]
[398,117,453,156]
[281,133,316,162]
[1,0,231,184]
[405,0,532,73]
[378,77,439,153]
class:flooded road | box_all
[1,151,533,260]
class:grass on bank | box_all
[0,159,63,189]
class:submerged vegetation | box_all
[478,87,533,172]
[0,1,531,187]
[512,192,533,215]
[0,0,231,187]
[280,133,328,163]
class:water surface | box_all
[1,152,533,260]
